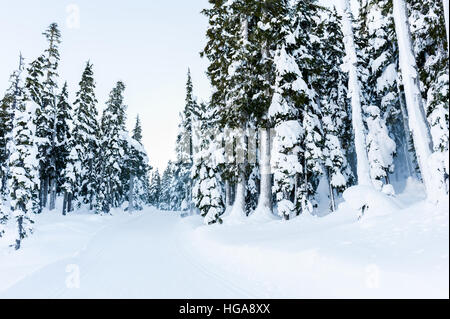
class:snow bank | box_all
[342,185,400,218]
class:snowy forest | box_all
[150,0,448,224]
[0,23,151,249]
[0,0,448,299]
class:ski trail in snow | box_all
[172,222,258,298]
[0,209,253,298]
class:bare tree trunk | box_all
[342,0,372,186]
[393,0,443,202]
[62,192,68,215]
[443,0,449,52]
[396,81,417,178]
[228,129,247,220]
[42,176,49,208]
[254,128,273,218]
[328,169,336,212]
[67,192,73,212]
[49,177,56,211]
[128,174,134,213]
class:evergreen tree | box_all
[54,82,72,194]
[175,70,197,212]
[317,7,353,211]
[148,169,161,208]
[7,64,40,249]
[0,54,26,236]
[127,115,151,211]
[98,81,127,212]
[70,61,99,209]
[35,23,62,210]
[191,102,225,224]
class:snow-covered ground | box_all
[0,179,448,298]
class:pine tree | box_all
[70,61,99,209]
[127,115,150,211]
[35,23,62,210]
[148,169,161,208]
[1,55,27,198]
[0,54,26,236]
[317,7,353,211]
[175,70,197,212]
[98,81,127,212]
[54,82,72,194]
[192,102,225,224]
[7,62,40,249]
[356,0,397,190]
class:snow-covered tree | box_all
[341,0,372,187]
[99,81,127,211]
[317,7,353,211]
[175,70,197,212]
[191,103,225,224]
[148,169,161,208]
[127,115,151,211]
[393,0,446,202]
[7,66,40,249]
[71,61,99,209]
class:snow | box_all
[0,182,447,298]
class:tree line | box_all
[149,0,448,223]
[0,23,151,249]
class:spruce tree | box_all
[7,63,40,249]
[148,169,161,208]
[98,81,127,212]
[317,7,353,211]
[70,61,99,209]
[191,102,225,224]
[0,54,26,236]
[175,70,197,212]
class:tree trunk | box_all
[228,129,247,220]
[42,176,49,208]
[393,0,444,202]
[396,81,417,178]
[67,192,73,212]
[254,127,273,218]
[443,0,449,52]
[128,174,134,213]
[225,180,231,208]
[49,177,56,211]
[342,0,372,186]
[62,192,68,215]
[328,169,336,212]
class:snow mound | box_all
[342,185,401,218]
[248,205,279,223]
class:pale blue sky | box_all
[0,0,211,171]
[0,1,351,171]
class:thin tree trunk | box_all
[49,177,56,211]
[328,169,336,212]
[342,0,372,186]
[62,192,68,215]
[67,192,73,212]
[43,176,49,208]
[128,174,134,213]
[393,0,443,202]
[443,0,449,52]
